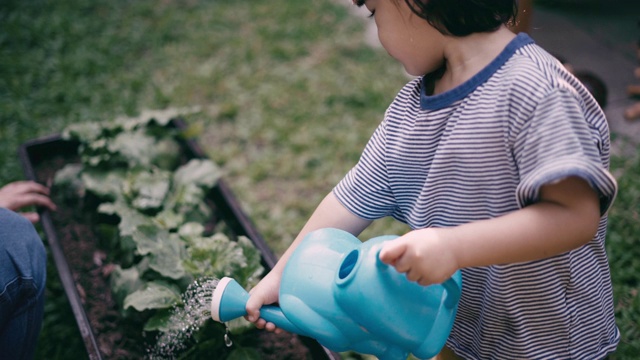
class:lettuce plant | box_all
[53,111,264,358]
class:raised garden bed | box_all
[19,118,338,360]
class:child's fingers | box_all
[378,240,407,266]
[245,292,265,323]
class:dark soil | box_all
[32,149,316,360]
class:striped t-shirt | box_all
[333,33,619,359]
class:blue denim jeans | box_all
[0,208,46,360]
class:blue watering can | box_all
[210,228,462,360]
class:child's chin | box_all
[403,67,424,77]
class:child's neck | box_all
[433,26,516,95]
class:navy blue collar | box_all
[420,33,534,110]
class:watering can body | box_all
[212,228,462,360]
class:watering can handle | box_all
[441,274,462,309]
[259,305,308,335]
[376,247,461,309]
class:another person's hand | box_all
[0,181,56,223]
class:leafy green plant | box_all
[53,111,265,358]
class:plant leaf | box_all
[178,222,206,242]
[123,281,182,311]
[61,121,104,142]
[98,201,153,236]
[110,265,144,306]
[82,168,127,200]
[182,233,264,281]
[115,107,201,128]
[128,226,186,280]
[123,169,171,211]
[53,163,85,199]
[149,233,187,280]
[166,183,206,209]
[151,138,181,170]
[173,159,221,188]
[153,209,184,230]
[143,309,173,332]
[130,225,168,255]
[108,129,158,168]
[234,236,265,288]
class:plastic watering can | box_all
[210,228,462,360]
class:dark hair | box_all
[575,71,608,109]
[403,0,518,37]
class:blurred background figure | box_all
[0,180,55,360]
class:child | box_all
[246,0,620,358]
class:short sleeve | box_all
[333,118,396,220]
[514,88,617,215]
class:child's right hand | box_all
[245,270,283,333]
[243,192,371,333]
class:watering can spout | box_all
[210,277,307,336]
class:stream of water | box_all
[146,277,226,359]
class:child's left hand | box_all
[378,228,459,286]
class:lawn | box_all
[1,0,638,359]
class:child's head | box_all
[353,0,518,76]
[403,0,518,36]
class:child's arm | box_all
[379,176,601,286]
[245,192,371,331]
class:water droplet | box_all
[224,326,233,347]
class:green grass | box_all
[607,150,640,359]
[1,0,638,359]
